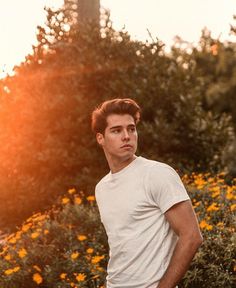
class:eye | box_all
[128,127,136,133]
[111,129,121,134]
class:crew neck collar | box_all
[109,156,141,179]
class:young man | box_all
[91,98,203,288]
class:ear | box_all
[96,133,104,146]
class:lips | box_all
[121,144,132,148]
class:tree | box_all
[0,6,233,232]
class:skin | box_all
[96,113,138,173]
[96,113,203,287]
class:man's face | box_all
[96,114,138,162]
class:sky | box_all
[0,0,235,78]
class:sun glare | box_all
[0,0,63,79]
[0,0,235,79]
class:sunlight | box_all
[0,0,235,78]
[0,0,63,78]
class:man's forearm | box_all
[157,235,202,288]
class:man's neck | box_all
[107,155,137,174]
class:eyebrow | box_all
[109,124,136,130]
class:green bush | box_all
[0,174,235,287]
[0,189,108,287]
[0,7,233,232]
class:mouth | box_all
[121,144,133,148]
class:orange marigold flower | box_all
[4,266,20,275]
[60,273,67,279]
[91,255,105,264]
[77,235,87,241]
[33,273,43,284]
[87,195,95,201]
[86,248,94,254]
[21,223,32,232]
[13,266,20,272]
[71,252,80,260]
[75,273,86,282]
[8,237,17,244]
[230,204,236,211]
[207,203,219,212]
[68,188,76,194]
[62,197,70,204]
[4,254,11,261]
[199,220,213,231]
[31,232,40,239]
[74,196,82,205]
[18,248,27,258]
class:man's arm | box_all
[157,200,203,288]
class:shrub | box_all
[0,189,108,288]
[0,174,235,287]
[179,173,236,287]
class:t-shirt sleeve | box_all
[146,164,190,213]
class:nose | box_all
[122,129,130,141]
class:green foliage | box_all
[0,189,108,287]
[0,174,235,287]
[179,173,236,287]
[0,6,234,232]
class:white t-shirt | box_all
[95,156,190,288]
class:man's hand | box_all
[157,200,203,288]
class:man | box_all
[91,98,203,288]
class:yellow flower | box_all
[194,177,207,189]
[4,254,11,261]
[199,220,213,231]
[87,195,95,202]
[86,248,94,254]
[33,273,43,284]
[207,203,219,212]
[77,235,87,241]
[4,268,14,275]
[18,248,27,258]
[75,273,86,282]
[21,223,32,232]
[91,255,105,264]
[62,197,70,204]
[31,232,40,239]
[13,266,20,272]
[33,265,42,272]
[71,251,80,260]
[68,188,76,194]
[44,229,49,235]
[8,237,17,244]
[74,196,82,205]
[33,214,47,222]
[60,273,67,279]
[230,204,236,211]
[4,266,20,275]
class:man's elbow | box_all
[190,231,203,250]
[181,229,203,250]
[195,233,203,248]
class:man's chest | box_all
[97,179,159,234]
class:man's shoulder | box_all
[139,157,182,183]
[95,172,110,191]
[139,156,175,172]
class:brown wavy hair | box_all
[91,98,141,134]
